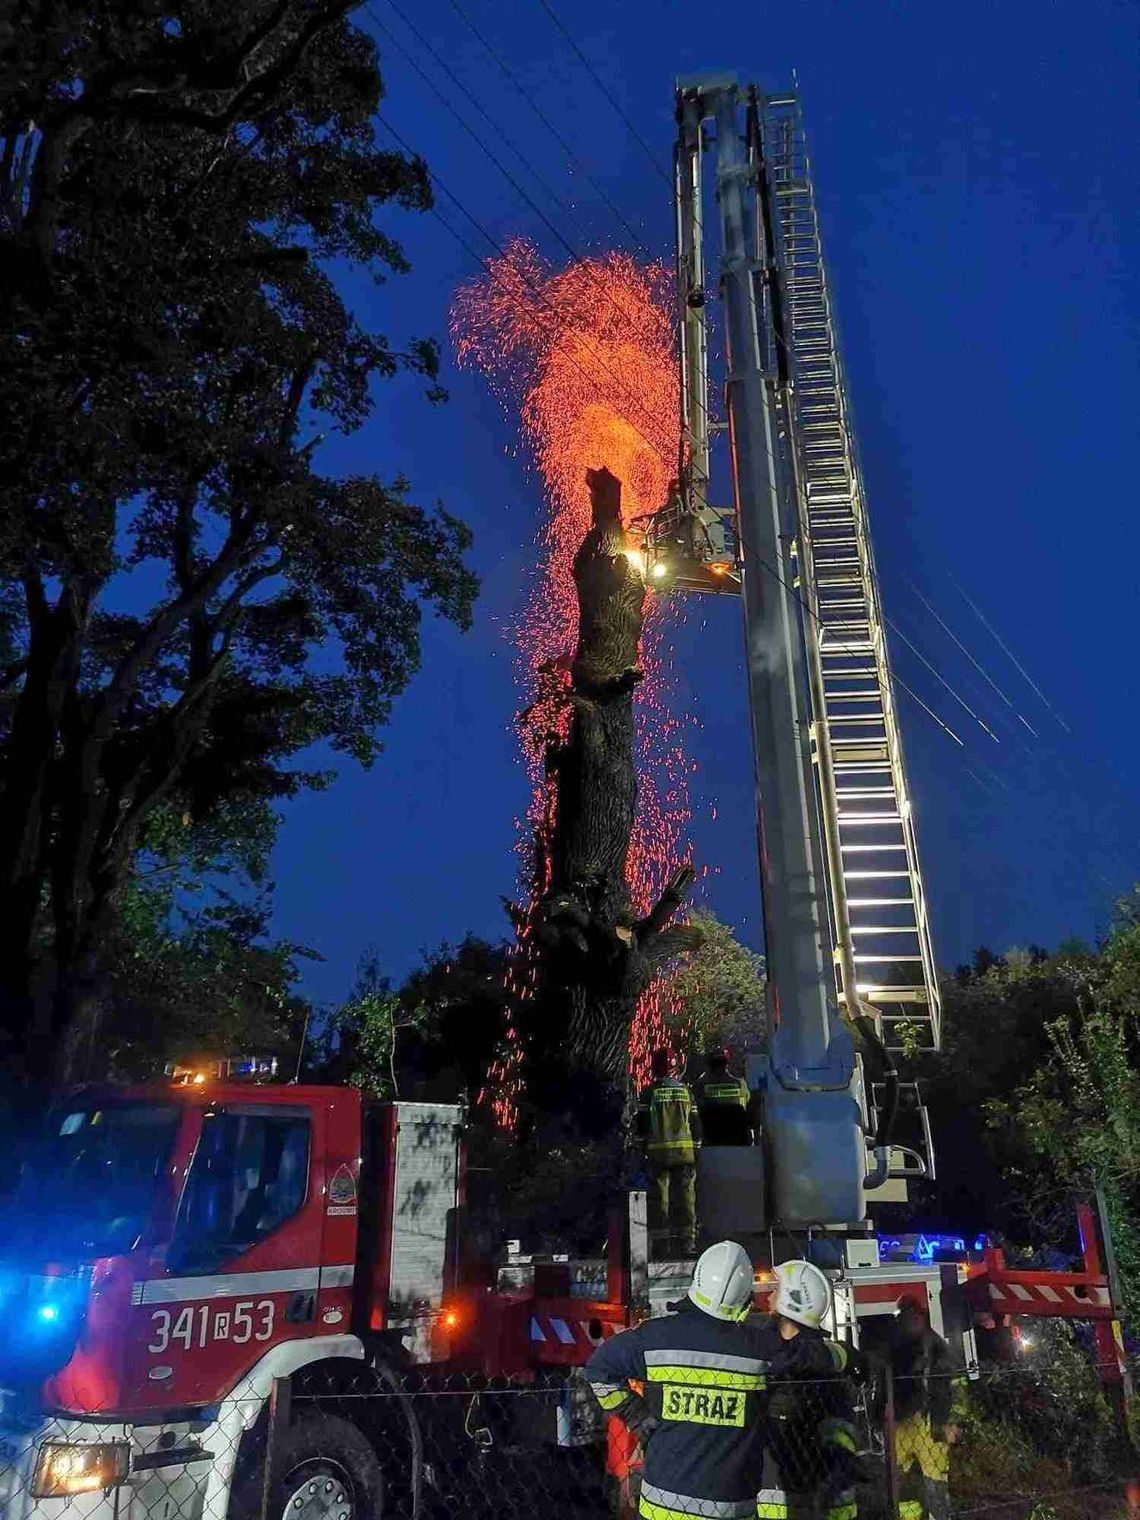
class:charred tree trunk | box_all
[519,468,700,1107]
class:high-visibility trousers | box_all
[757,1489,856,1519]
[649,1161,697,1253]
[894,1414,949,1520]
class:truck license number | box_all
[148,1300,275,1353]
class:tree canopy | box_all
[0,1,476,1079]
[663,909,766,1062]
[913,908,1140,1315]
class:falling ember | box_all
[452,239,693,1114]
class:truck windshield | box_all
[1,1101,180,1260]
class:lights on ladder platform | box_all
[633,483,740,594]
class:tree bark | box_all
[519,468,700,1101]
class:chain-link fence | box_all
[0,1356,1136,1520]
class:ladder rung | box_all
[854,955,924,963]
[841,844,907,853]
[851,926,920,935]
[838,813,902,824]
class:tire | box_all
[258,1413,385,1520]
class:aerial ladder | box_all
[649,77,942,1232]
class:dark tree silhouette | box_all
[0,1,476,1083]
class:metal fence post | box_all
[259,1375,291,1520]
[883,1362,900,1520]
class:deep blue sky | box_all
[270,0,1140,1004]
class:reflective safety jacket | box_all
[638,1078,701,1166]
[698,1074,753,1147]
[586,1304,827,1520]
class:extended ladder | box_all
[762,95,941,1052]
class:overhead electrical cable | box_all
[367,2,677,440]
[444,0,652,256]
[372,2,578,222]
[902,564,1140,871]
[903,576,1039,738]
[371,0,668,357]
[371,112,673,456]
[532,0,673,189]
[882,613,999,743]
[947,572,1072,734]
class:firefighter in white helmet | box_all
[586,1244,832,1520]
[759,1261,862,1520]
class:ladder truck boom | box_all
[665,77,943,1229]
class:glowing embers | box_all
[453,240,693,1103]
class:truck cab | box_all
[0,1084,463,1520]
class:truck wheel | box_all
[263,1414,384,1520]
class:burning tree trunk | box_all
[522,468,699,1089]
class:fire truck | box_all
[0,73,1128,1520]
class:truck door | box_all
[126,1100,326,1406]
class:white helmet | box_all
[688,1241,755,1322]
[772,1260,832,1331]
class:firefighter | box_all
[698,1049,755,1146]
[758,1260,856,1520]
[637,1048,701,1255]
[586,1242,835,1520]
[889,1296,955,1520]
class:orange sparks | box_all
[452,240,693,1107]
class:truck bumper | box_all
[0,1407,238,1520]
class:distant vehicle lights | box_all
[878,1232,987,1263]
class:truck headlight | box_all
[32,1441,130,1497]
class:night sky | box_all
[270,0,1140,1005]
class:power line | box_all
[365,1,671,435]
[884,611,1000,743]
[900,571,1140,889]
[371,1,577,222]
[947,572,1072,735]
[372,113,671,458]
[444,0,652,256]
[532,0,673,189]
[903,576,1039,738]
